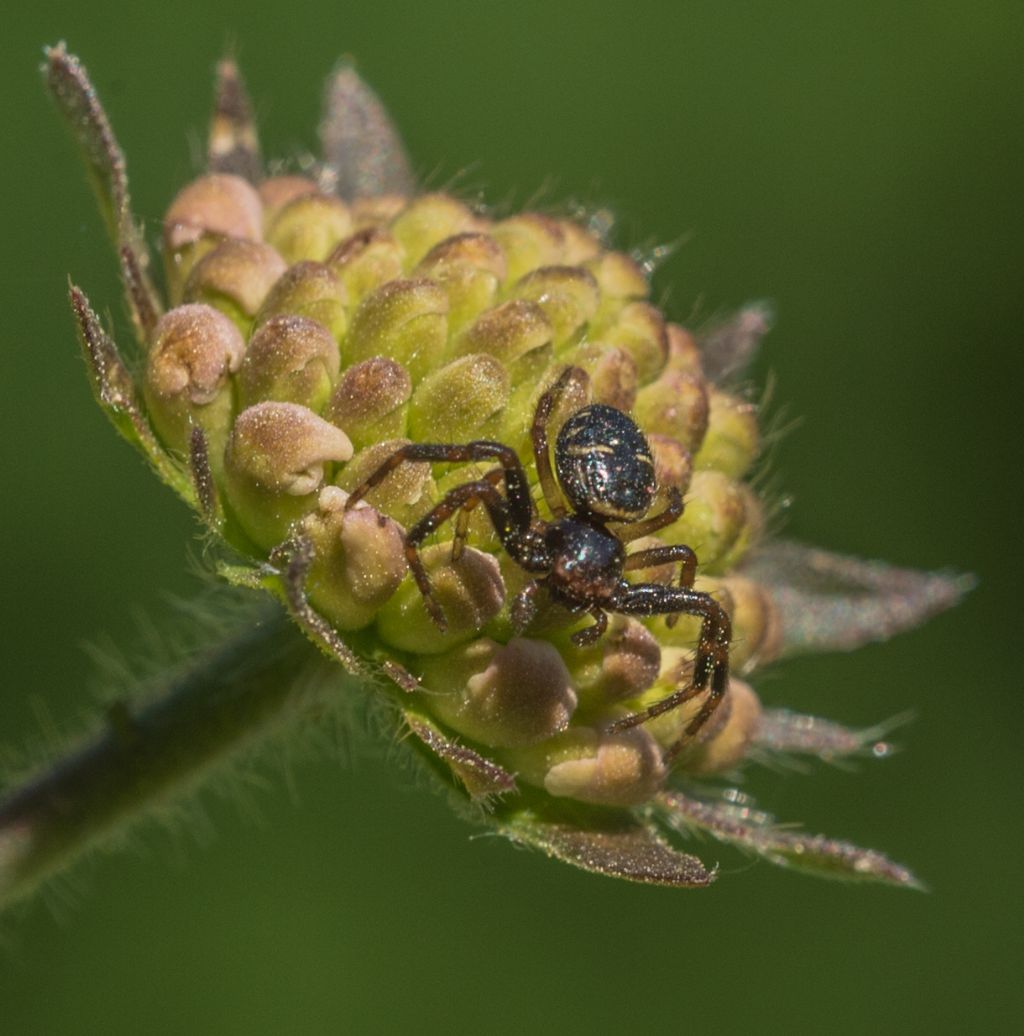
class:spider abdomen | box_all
[554,404,657,522]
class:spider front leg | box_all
[531,365,589,519]
[623,538,698,629]
[344,441,540,631]
[608,582,732,753]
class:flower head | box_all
[28,43,974,894]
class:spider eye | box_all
[555,404,656,520]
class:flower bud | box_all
[599,301,668,384]
[327,228,406,307]
[665,323,703,375]
[647,433,693,499]
[407,353,510,442]
[163,173,264,302]
[182,239,288,329]
[224,402,353,548]
[254,260,348,342]
[351,194,408,228]
[258,175,320,223]
[454,299,553,365]
[418,637,576,748]
[324,356,412,450]
[333,439,433,524]
[414,233,506,333]
[266,193,353,263]
[490,213,566,284]
[633,368,709,453]
[164,173,264,250]
[143,303,244,459]
[507,726,666,807]
[663,470,758,573]
[376,544,505,654]
[558,219,602,264]
[237,315,340,411]
[511,266,600,347]
[345,278,448,381]
[559,615,661,709]
[572,342,637,411]
[693,389,760,478]
[585,250,649,304]
[301,486,407,630]
[714,575,783,672]
[389,193,476,266]
[676,678,763,775]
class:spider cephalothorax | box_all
[345,365,732,758]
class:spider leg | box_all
[344,441,534,535]
[510,578,544,633]
[623,540,698,628]
[614,487,683,543]
[404,479,518,631]
[531,365,589,519]
[570,606,609,647]
[452,466,504,562]
[607,582,731,749]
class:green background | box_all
[1,1,1020,1032]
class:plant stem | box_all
[0,603,358,908]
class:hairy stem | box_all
[0,603,360,908]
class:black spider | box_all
[344,365,732,758]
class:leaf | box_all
[500,808,715,887]
[207,56,263,183]
[45,44,163,341]
[698,302,773,383]
[753,708,902,763]
[403,710,517,800]
[319,60,416,200]
[739,539,974,657]
[68,284,194,505]
[657,790,922,888]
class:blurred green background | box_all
[1,1,1020,1032]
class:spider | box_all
[344,365,732,758]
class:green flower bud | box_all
[333,439,433,524]
[694,389,760,478]
[327,228,406,308]
[418,637,576,748]
[301,487,407,630]
[223,402,353,549]
[660,470,758,573]
[508,726,666,807]
[351,194,408,228]
[389,193,476,267]
[266,193,354,264]
[323,356,412,450]
[182,239,288,330]
[237,315,340,412]
[490,213,566,285]
[601,301,669,385]
[511,265,600,349]
[414,233,506,333]
[376,544,505,654]
[345,278,448,381]
[257,175,320,223]
[585,250,649,303]
[559,615,662,710]
[254,260,348,342]
[633,368,710,453]
[715,482,763,572]
[142,303,244,460]
[407,353,510,442]
[454,299,553,365]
